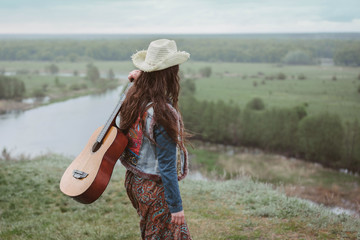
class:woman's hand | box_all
[171,210,185,225]
[128,70,142,82]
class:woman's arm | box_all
[154,125,185,225]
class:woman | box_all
[119,39,192,239]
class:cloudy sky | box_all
[0,0,359,34]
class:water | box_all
[0,85,124,158]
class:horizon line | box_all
[1,32,360,35]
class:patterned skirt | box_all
[125,170,192,240]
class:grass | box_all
[181,61,360,123]
[1,154,360,239]
[189,142,360,217]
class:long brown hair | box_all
[119,65,186,145]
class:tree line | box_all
[0,38,359,65]
[179,79,360,173]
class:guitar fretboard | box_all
[96,82,133,144]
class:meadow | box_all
[181,61,360,123]
[1,154,359,239]
[1,60,359,122]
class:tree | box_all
[0,76,26,99]
[246,97,265,111]
[45,63,59,75]
[297,112,344,166]
[86,63,100,82]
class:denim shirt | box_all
[154,125,183,213]
[119,104,188,213]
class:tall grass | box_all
[1,154,359,239]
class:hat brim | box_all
[131,50,190,72]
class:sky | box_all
[0,0,359,34]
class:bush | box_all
[246,97,265,111]
[32,88,45,98]
[297,112,344,167]
[199,66,212,78]
[45,64,59,75]
[332,75,337,81]
[298,73,306,80]
[69,84,81,91]
[277,72,286,80]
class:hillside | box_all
[1,155,359,239]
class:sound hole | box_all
[92,141,101,152]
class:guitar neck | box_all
[96,82,132,144]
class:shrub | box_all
[246,97,265,111]
[33,88,45,98]
[298,73,306,80]
[277,72,286,80]
[80,83,88,89]
[69,84,81,91]
[332,75,337,81]
[199,66,212,78]
[45,64,59,75]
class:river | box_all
[0,85,124,158]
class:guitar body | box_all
[60,126,128,204]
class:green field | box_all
[1,60,360,122]
[1,155,359,239]
[181,61,360,123]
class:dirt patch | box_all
[280,184,360,215]
[0,100,35,114]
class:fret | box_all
[92,82,132,152]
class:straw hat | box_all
[131,39,190,72]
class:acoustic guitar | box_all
[59,83,132,204]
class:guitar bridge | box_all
[73,169,89,179]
